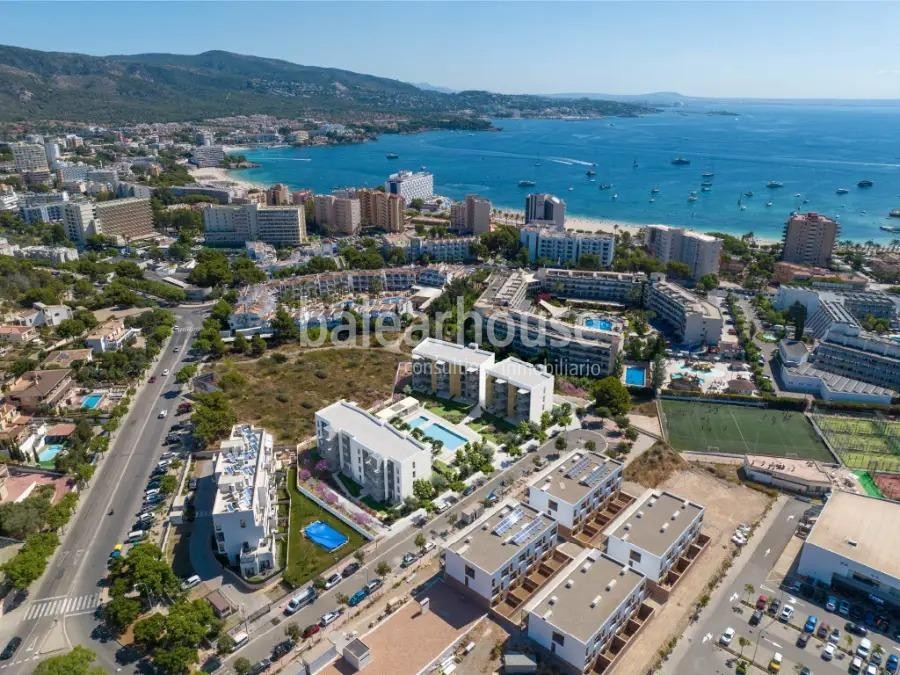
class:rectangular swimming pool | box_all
[405,414,467,450]
[625,366,647,387]
[585,317,613,331]
[81,393,103,410]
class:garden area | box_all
[812,413,900,471]
[211,347,403,443]
[661,399,831,461]
[284,466,367,588]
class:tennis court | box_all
[661,399,831,461]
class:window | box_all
[552,631,565,646]
[548,499,558,512]
[465,565,475,579]
[240,520,247,529]
[629,550,642,563]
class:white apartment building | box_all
[409,235,476,262]
[520,227,615,267]
[525,193,566,228]
[444,499,559,606]
[604,490,704,584]
[411,338,495,405]
[63,201,97,244]
[484,357,554,424]
[11,142,49,173]
[537,268,646,305]
[203,203,306,246]
[645,224,722,279]
[191,145,226,168]
[527,450,624,534]
[646,276,723,346]
[212,425,278,578]
[315,400,433,505]
[84,319,140,353]
[385,170,434,202]
[315,193,361,235]
[524,548,647,673]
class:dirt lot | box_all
[875,472,900,499]
[611,467,772,675]
[319,581,485,675]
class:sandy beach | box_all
[187,166,264,191]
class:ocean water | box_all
[234,102,900,242]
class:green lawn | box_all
[661,400,831,461]
[417,395,473,425]
[285,467,366,587]
[468,412,516,444]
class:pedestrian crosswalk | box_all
[24,592,101,620]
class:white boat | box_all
[766,201,773,207]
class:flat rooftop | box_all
[488,356,553,390]
[530,450,622,506]
[805,490,900,581]
[447,500,556,573]
[317,400,430,462]
[745,455,831,485]
[607,490,703,556]
[412,337,495,368]
[212,425,271,516]
[525,548,645,644]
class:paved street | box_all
[0,305,208,674]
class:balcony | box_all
[592,603,655,674]
[571,491,636,548]
[491,548,574,620]
[660,532,710,591]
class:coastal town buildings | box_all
[190,145,226,168]
[520,227,616,267]
[409,235,476,262]
[450,194,492,234]
[645,224,723,279]
[386,170,433,202]
[411,338,495,405]
[11,142,50,173]
[203,203,306,246]
[91,197,155,243]
[484,357,554,424]
[85,319,140,353]
[212,424,278,578]
[6,369,73,413]
[537,268,646,305]
[358,188,405,232]
[525,193,566,228]
[315,400,433,504]
[315,193,361,236]
[645,276,723,346]
[781,212,839,268]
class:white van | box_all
[284,586,317,615]
[421,541,436,554]
[231,631,249,651]
[145,488,161,499]
[181,574,201,590]
[127,530,147,542]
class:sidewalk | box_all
[660,495,788,674]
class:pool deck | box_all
[401,409,481,462]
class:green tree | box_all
[104,593,141,631]
[271,305,298,342]
[250,334,266,357]
[234,657,252,675]
[593,376,631,416]
[233,333,249,354]
[665,261,692,279]
[650,355,666,391]
[133,612,167,651]
[284,623,302,643]
[697,273,719,291]
[33,646,105,675]
[414,533,427,549]
[376,561,391,577]
[787,301,807,340]
[555,435,567,451]
[175,364,198,384]
[413,479,435,501]
[192,392,237,446]
[217,634,235,655]
[159,474,178,495]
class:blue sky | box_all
[4,1,900,99]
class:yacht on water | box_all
[858,179,874,188]
[632,159,639,169]
[688,194,698,202]
[517,180,536,187]
[701,186,711,192]
[599,183,613,191]
[650,187,660,194]
[881,224,900,232]
[835,188,849,195]
[766,201,774,207]
[890,209,900,218]
[671,157,691,166]
[702,171,714,178]
[586,169,597,177]
[386,153,399,159]
[612,193,618,200]
[766,181,784,189]
[744,191,754,198]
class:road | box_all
[217,430,605,671]
[0,304,209,674]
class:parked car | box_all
[768,598,781,614]
[825,596,837,612]
[149,376,157,383]
[158,409,168,418]
[768,652,783,672]
[348,590,368,607]
[181,574,201,590]
[886,653,899,673]
[365,578,383,593]
[829,627,840,644]
[803,615,817,633]
[720,627,735,646]
[401,552,418,568]
[779,605,794,622]
[871,648,883,666]
[849,657,863,674]
[272,640,293,660]
[284,587,317,616]
[839,600,851,616]
[846,621,868,637]
[796,632,809,648]
[302,624,320,639]
[341,562,360,578]
[856,637,872,659]
[163,369,170,376]
[816,622,829,639]
[324,573,341,590]
[822,643,835,660]
[0,637,22,661]
[866,664,878,675]
[462,484,476,496]
[319,609,342,627]
[749,609,763,626]
[248,659,270,675]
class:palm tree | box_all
[844,634,854,654]
[744,583,755,604]
[737,636,750,658]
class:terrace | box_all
[592,603,656,674]
[571,491,637,549]
[492,547,574,620]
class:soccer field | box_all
[661,400,832,461]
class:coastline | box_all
[188,166,265,191]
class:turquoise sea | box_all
[234,102,900,243]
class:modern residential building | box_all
[808,323,900,393]
[604,490,705,586]
[93,197,156,242]
[537,268,646,305]
[62,201,97,244]
[385,170,434,202]
[7,369,73,413]
[796,490,900,614]
[11,142,50,173]
[203,203,306,246]
[315,400,433,504]
[267,183,292,206]
[645,276,723,346]
[315,193,361,236]
[520,227,615,267]
[525,193,566,228]
[781,212,839,268]
[644,224,723,280]
[443,499,560,607]
[358,189,405,232]
[450,194,492,234]
[484,357,554,424]
[84,319,140,353]
[527,450,624,537]
[409,235,476,262]
[191,145,226,168]
[211,424,278,578]
[411,338,495,405]
[524,548,649,674]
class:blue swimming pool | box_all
[304,520,349,552]
[585,317,613,331]
[625,366,647,387]
[406,415,467,450]
[81,393,103,410]
[38,444,64,464]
